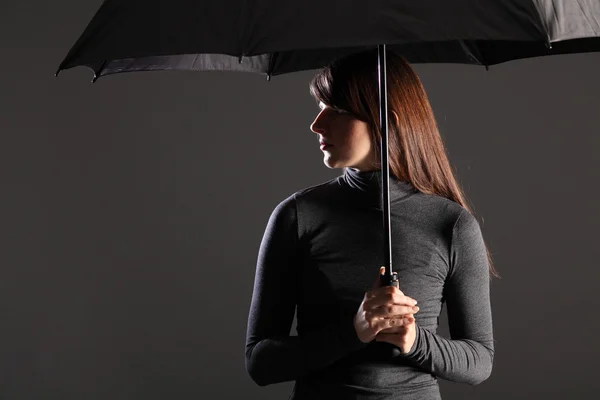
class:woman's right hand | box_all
[353,266,420,343]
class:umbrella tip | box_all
[545,40,552,50]
[92,74,99,83]
[239,55,244,64]
[55,68,61,77]
[266,74,271,82]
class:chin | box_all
[323,158,345,169]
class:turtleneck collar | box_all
[341,167,417,204]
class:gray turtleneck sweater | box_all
[245,167,494,400]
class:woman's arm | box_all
[245,194,368,386]
[400,209,495,385]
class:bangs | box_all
[308,50,381,123]
[309,68,335,106]
[309,67,361,118]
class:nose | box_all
[310,109,327,135]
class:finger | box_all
[365,288,417,309]
[371,266,385,290]
[379,318,412,333]
[373,315,412,333]
[376,267,405,292]
[367,304,420,319]
[379,313,415,329]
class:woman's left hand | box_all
[375,313,417,354]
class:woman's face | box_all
[310,101,380,172]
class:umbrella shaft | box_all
[378,44,395,284]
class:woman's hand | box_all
[353,267,420,344]
[375,312,417,354]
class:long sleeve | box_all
[400,209,495,385]
[245,194,368,387]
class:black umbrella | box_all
[55,0,600,288]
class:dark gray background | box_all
[2,1,599,399]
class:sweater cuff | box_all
[401,323,422,358]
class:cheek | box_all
[347,129,371,149]
[334,120,371,149]
[346,135,362,148]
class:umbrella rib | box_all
[266,51,278,81]
[530,0,553,48]
[92,60,109,83]
[458,40,488,69]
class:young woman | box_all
[245,48,498,400]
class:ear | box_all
[390,110,400,126]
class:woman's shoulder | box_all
[407,190,466,220]
[269,177,341,217]
[293,176,342,198]
[424,196,483,246]
[279,177,344,209]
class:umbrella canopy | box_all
[55,0,600,287]
[56,0,600,81]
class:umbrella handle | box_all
[379,270,399,288]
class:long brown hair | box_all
[309,48,500,280]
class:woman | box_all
[245,48,498,400]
